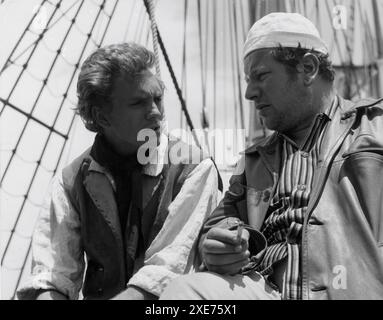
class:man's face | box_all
[103,69,164,151]
[244,49,312,134]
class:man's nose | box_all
[245,82,261,102]
[146,101,163,120]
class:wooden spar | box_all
[372,0,383,57]
[372,0,383,97]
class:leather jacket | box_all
[200,96,383,299]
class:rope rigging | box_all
[228,0,239,136]
[144,0,161,77]
[180,0,189,131]
[197,0,211,154]
[142,0,201,148]
[324,0,363,99]
[0,0,120,299]
[212,0,217,157]
[231,0,245,130]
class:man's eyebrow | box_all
[130,88,163,100]
[130,91,149,99]
[250,65,267,75]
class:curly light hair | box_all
[271,44,335,82]
[76,42,156,132]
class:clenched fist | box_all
[201,227,250,275]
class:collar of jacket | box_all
[87,131,169,180]
[242,95,383,161]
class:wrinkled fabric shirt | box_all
[17,137,219,300]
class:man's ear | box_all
[297,53,320,86]
[92,106,110,130]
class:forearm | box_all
[201,168,247,234]
[111,286,158,300]
[198,169,247,257]
[36,290,68,300]
[128,159,220,296]
[17,175,85,301]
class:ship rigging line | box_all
[144,0,161,77]
[122,0,137,42]
[212,0,217,157]
[197,0,211,155]
[197,0,208,123]
[142,0,201,148]
[231,0,245,130]
[324,0,362,99]
[0,0,48,74]
[0,2,62,118]
[134,3,146,43]
[223,0,228,132]
[0,0,86,186]
[1,0,120,299]
[0,0,83,74]
[180,0,189,130]
[228,0,239,135]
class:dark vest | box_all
[62,139,213,299]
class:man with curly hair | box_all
[17,43,220,300]
[161,12,383,300]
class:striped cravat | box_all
[257,99,337,300]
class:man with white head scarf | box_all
[161,12,383,300]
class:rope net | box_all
[0,0,119,299]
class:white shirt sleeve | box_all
[127,158,219,296]
[16,174,85,300]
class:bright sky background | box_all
[0,0,251,166]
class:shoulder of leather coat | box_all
[239,96,383,156]
[339,96,383,119]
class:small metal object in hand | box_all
[236,221,244,243]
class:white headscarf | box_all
[243,12,328,59]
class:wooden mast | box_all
[372,0,383,97]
